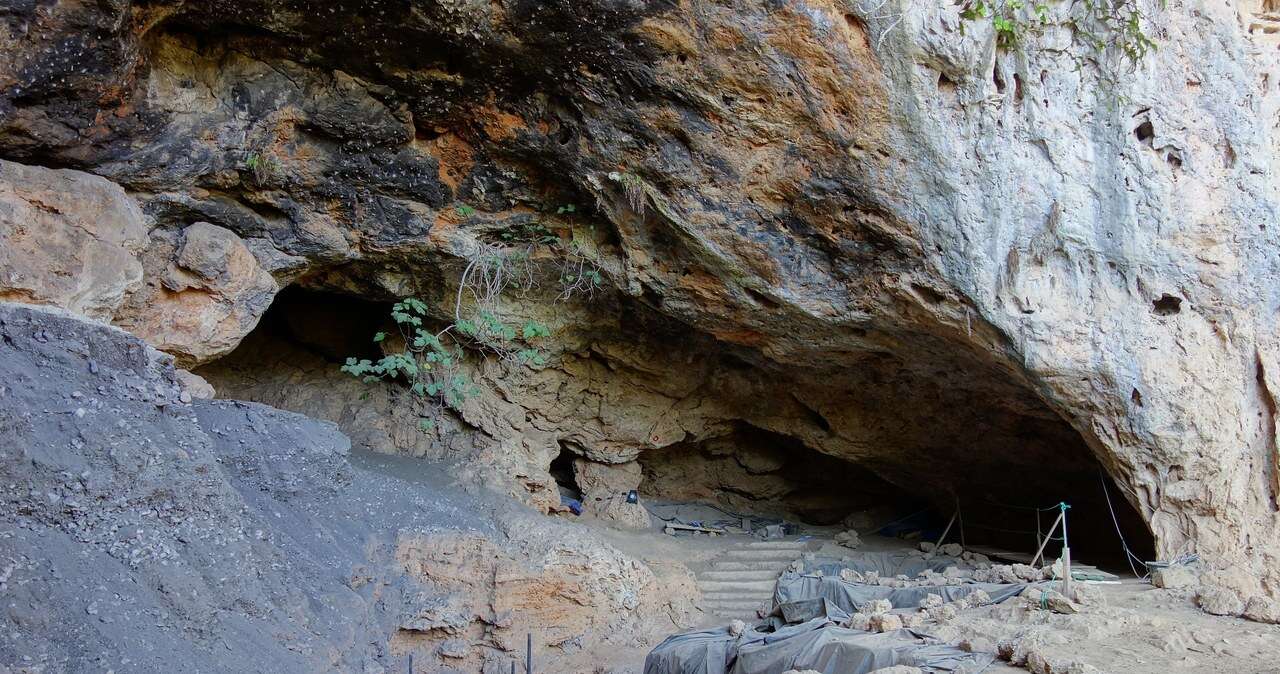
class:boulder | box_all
[115,222,278,367]
[176,369,217,400]
[572,459,650,529]
[868,612,903,632]
[0,160,147,320]
[1152,566,1199,589]
[1196,587,1244,616]
[835,529,862,549]
[863,598,893,615]
[1242,596,1280,624]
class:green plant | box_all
[495,220,559,245]
[1077,0,1159,62]
[243,151,282,186]
[959,0,1158,63]
[341,296,551,430]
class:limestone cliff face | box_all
[2,1,1279,595]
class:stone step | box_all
[698,579,778,593]
[719,551,803,562]
[709,561,794,572]
[699,570,780,582]
[702,587,776,597]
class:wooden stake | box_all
[1062,545,1072,596]
[933,509,958,550]
[1029,510,1064,567]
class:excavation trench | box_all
[199,285,1155,573]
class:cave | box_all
[634,418,1154,574]
[550,446,583,502]
[201,284,1155,575]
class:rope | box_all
[1099,468,1149,579]
[867,507,934,534]
[978,498,1070,512]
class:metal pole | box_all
[408,654,413,674]
[956,496,966,549]
[526,632,532,674]
[1061,506,1072,596]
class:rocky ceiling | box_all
[3,0,1278,594]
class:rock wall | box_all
[1,0,1278,597]
[0,302,696,672]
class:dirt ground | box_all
[580,505,1280,673]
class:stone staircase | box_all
[696,539,813,619]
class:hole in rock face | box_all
[194,285,426,449]
[549,446,582,502]
[635,397,1154,572]
[1134,120,1156,145]
[1152,294,1182,315]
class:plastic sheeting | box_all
[775,575,1026,614]
[644,551,1025,674]
[644,617,994,674]
[774,553,1029,613]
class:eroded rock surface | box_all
[2,0,1279,599]
[0,302,695,672]
[0,160,147,319]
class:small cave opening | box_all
[1152,293,1182,316]
[549,446,583,502]
[193,285,414,447]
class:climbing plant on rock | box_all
[960,0,1159,62]
[342,206,605,431]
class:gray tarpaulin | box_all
[732,621,991,674]
[775,575,1027,613]
[645,618,994,674]
[774,553,1029,612]
[643,624,770,674]
[644,551,1024,674]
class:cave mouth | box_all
[549,446,583,502]
[637,422,1155,575]
[201,286,1156,574]
[216,284,394,368]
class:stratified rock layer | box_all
[1,0,1278,597]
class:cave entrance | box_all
[636,422,1154,575]
[549,446,583,502]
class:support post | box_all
[933,509,958,551]
[526,632,532,674]
[1062,545,1072,597]
[1060,504,1072,596]
[1029,511,1064,568]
